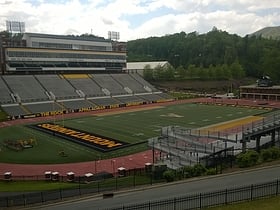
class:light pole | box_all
[111,160,116,176]
[94,160,97,173]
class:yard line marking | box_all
[93,106,164,116]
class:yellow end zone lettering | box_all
[36,123,124,149]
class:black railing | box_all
[0,177,279,209]
[103,179,280,210]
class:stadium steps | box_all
[60,74,85,96]
[33,75,48,92]
[55,101,66,110]
[128,73,150,93]
[1,76,12,92]
[102,88,111,96]
[109,74,127,92]
[124,87,133,94]
[20,104,32,114]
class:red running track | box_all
[1,98,280,177]
[0,150,154,176]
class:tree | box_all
[187,64,198,78]
[162,63,175,80]
[143,64,154,81]
[176,65,186,80]
[230,60,246,79]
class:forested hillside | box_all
[127,28,280,83]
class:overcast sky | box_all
[0,0,280,41]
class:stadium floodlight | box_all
[6,20,25,33]
[108,31,120,41]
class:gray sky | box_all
[0,0,279,41]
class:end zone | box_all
[29,123,129,152]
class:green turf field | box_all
[0,103,273,164]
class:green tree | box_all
[176,65,187,80]
[187,64,198,78]
[143,64,154,81]
[230,60,246,79]
[162,63,175,80]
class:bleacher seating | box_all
[23,102,63,113]
[59,100,96,110]
[111,74,147,93]
[129,73,158,92]
[2,75,49,102]
[92,74,127,95]
[0,73,171,118]
[89,97,119,106]
[0,76,13,104]
[35,75,79,99]
[1,104,28,116]
[64,74,105,97]
[113,95,145,104]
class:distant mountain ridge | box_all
[251,26,280,40]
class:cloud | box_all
[0,0,279,41]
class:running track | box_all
[1,98,280,177]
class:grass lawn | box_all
[0,175,153,192]
[0,180,79,192]
[207,196,280,210]
[0,103,272,164]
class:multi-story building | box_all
[0,32,127,74]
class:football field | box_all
[0,103,271,164]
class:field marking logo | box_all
[30,123,129,152]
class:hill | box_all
[127,29,280,83]
[251,26,280,40]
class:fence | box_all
[1,176,279,209]
[0,168,161,208]
[103,179,280,210]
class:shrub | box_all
[236,150,260,168]
[163,170,175,182]
[192,164,207,176]
[206,168,217,175]
[183,166,193,178]
[260,149,272,162]
[270,147,280,160]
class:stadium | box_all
[1,29,280,182]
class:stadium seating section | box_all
[0,73,173,119]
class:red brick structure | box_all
[240,85,280,101]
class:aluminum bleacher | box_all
[89,97,119,106]
[35,75,79,100]
[23,102,63,113]
[59,99,96,110]
[0,76,13,104]
[92,74,127,95]
[0,73,169,118]
[129,73,158,92]
[64,74,105,97]
[2,75,49,103]
[111,74,147,93]
[1,104,28,117]
[113,95,145,104]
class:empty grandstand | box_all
[0,72,173,119]
[0,31,173,119]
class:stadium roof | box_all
[23,32,108,42]
[127,61,169,70]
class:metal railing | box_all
[103,179,280,210]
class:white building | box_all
[126,61,170,75]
